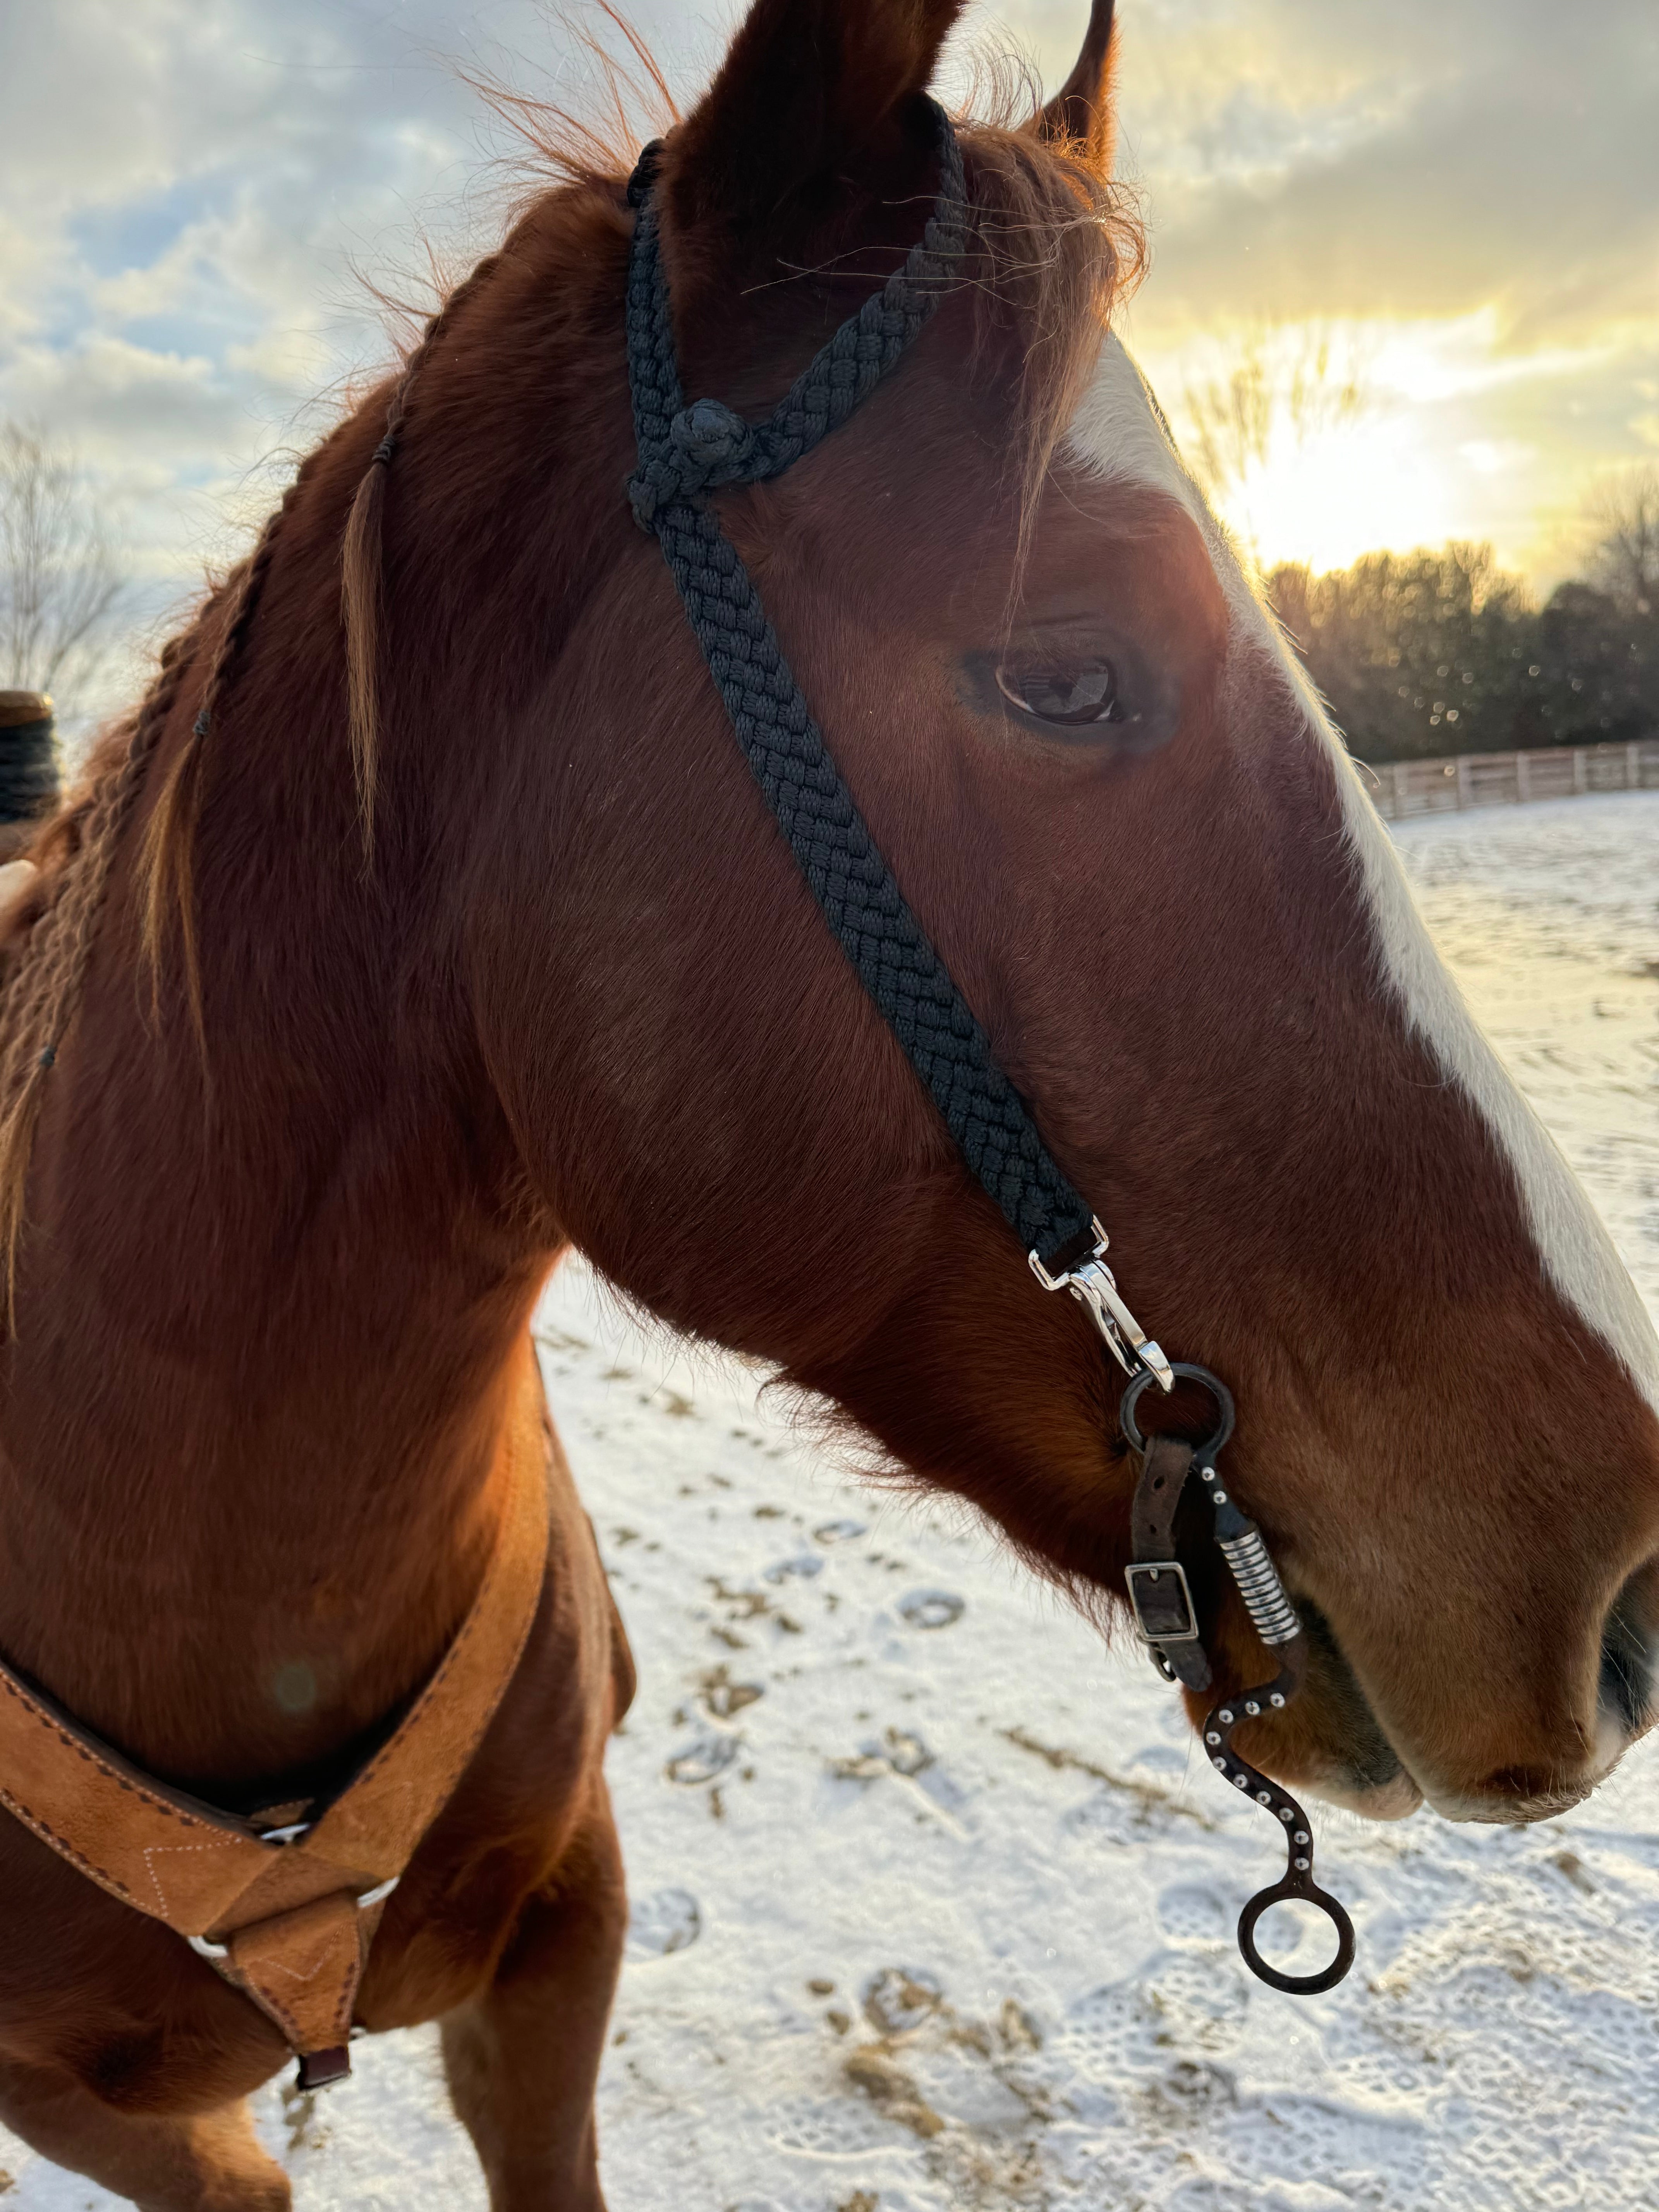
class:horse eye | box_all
[994,660,1123,728]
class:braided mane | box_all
[0,430,355,1298]
[0,647,186,1298]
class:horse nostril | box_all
[1598,1596,1652,1737]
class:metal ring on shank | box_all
[1205,1663,1355,1995]
[1237,1871,1355,1997]
[1120,1362,1235,1458]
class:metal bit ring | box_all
[1237,1868,1356,1997]
[1120,1362,1235,1459]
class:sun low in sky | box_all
[1135,306,1649,578]
[1,0,1654,699]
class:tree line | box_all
[1266,469,1659,764]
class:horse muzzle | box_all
[1298,1570,1659,1828]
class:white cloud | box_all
[0,0,1654,714]
[3,334,248,458]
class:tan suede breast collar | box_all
[0,1375,552,2090]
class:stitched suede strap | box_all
[0,1341,553,2069]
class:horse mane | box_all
[0,23,1143,1311]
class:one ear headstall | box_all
[622,105,1352,2002]
[1121,1365,1355,1996]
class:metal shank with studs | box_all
[1120,1364,1355,1996]
[1204,1664,1356,1996]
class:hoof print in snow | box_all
[1148,2057,1237,2120]
[1157,1882,1231,1945]
[862,1965,945,2037]
[666,1733,739,1785]
[831,1726,932,1783]
[625,1887,702,1961]
[700,1665,764,1721]
[763,1552,823,1583]
[897,1587,964,1630]
[814,1517,869,1545]
[880,1728,931,1777]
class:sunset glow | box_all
[1,0,1654,711]
[1216,416,1458,576]
[1123,309,1643,579]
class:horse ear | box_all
[1033,0,1118,173]
[667,0,967,251]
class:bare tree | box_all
[0,422,127,707]
[1178,323,1371,555]
[1583,463,1659,616]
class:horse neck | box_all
[0,689,553,1790]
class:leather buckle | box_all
[1124,1560,1199,1644]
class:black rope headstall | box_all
[622,103,1353,1995]
[623,103,1096,1279]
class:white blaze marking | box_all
[1063,333,1659,1414]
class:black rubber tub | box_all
[0,691,59,834]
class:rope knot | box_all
[672,398,753,476]
[628,398,758,531]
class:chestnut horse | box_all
[3,0,1658,2204]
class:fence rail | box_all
[1370,738,1659,822]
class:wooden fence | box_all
[1369,737,1659,822]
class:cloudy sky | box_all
[3,0,1656,713]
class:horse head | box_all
[390,0,1658,1833]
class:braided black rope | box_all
[624,103,1096,1276]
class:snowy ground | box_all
[7,792,1659,2210]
